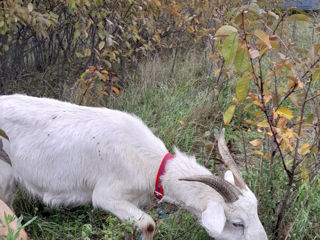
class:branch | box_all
[241,10,291,177]
[272,12,286,35]
[306,94,320,103]
[275,84,297,111]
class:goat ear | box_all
[224,170,235,185]
[173,146,196,161]
[201,201,226,234]
[173,146,181,155]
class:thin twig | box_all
[306,94,320,103]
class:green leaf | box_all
[98,41,105,50]
[236,75,251,103]
[215,25,238,37]
[306,114,314,124]
[222,32,238,65]
[289,14,310,22]
[312,68,320,83]
[0,129,9,140]
[234,48,250,73]
[224,105,236,125]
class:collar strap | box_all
[154,153,174,200]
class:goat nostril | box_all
[147,224,154,232]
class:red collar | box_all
[154,153,174,200]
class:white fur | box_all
[0,94,267,240]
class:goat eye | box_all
[232,222,244,228]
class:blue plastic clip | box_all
[157,210,168,218]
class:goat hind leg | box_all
[92,185,155,240]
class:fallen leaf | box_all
[111,86,120,96]
[250,139,262,147]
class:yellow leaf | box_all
[246,120,256,125]
[179,120,185,125]
[253,100,263,107]
[82,29,88,39]
[248,93,258,100]
[209,54,220,60]
[311,146,317,153]
[253,29,272,49]
[102,91,109,96]
[223,105,236,125]
[244,103,253,112]
[111,86,120,96]
[289,14,310,22]
[251,151,263,157]
[312,68,320,83]
[255,111,264,118]
[101,70,108,75]
[260,47,269,57]
[299,143,310,155]
[285,158,293,168]
[276,106,293,120]
[153,0,161,7]
[289,93,299,107]
[264,95,272,104]
[265,152,271,161]
[232,97,239,105]
[98,41,105,50]
[301,161,308,181]
[257,120,269,128]
[268,11,279,19]
[250,139,262,147]
[214,69,221,76]
[277,117,287,128]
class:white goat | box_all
[0,94,267,240]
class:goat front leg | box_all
[92,185,155,240]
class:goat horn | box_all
[179,175,241,203]
[218,128,246,189]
